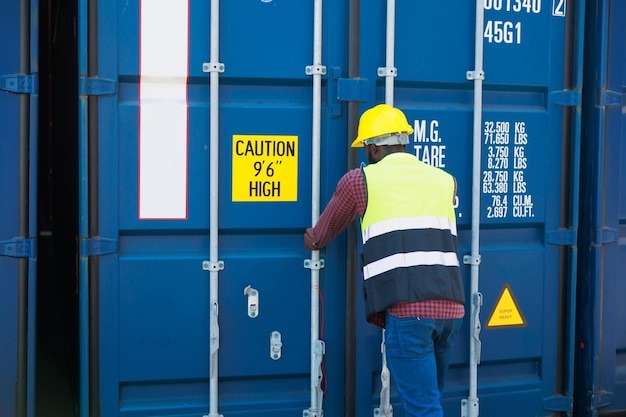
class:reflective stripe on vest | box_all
[362,215,457,244]
[363,251,460,280]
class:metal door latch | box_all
[243,285,259,318]
[270,331,282,360]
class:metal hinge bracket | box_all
[0,237,36,258]
[0,73,37,94]
[543,394,573,412]
[594,227,618,245]
[546,228,577,246]
[551,89,582,107]
[589,390,613,411]
[79,76,116,96]
[597,90,622,107]
[80,237,118,256]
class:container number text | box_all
[484,21,522,44]
[484,0,542,13]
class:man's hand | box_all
[303,228,319,251]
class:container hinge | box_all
[542,394,573,412]
[546,228,577,246]
[594,227,618,245]
[0,237,36,258]
[79,76,116,96]
[597,90,623,107]
[551,89,582,107]
[589,390,613,411]
[80,236,118,256]
[0,73,38,94]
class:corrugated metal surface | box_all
[355,1,580,416]
[0,0,39,415]
[92,1,348,416]
[85,1,583,416]
[0,1,23,414]
[576,0,626,415]
[3,0,625,416]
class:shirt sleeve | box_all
[310,168,366,249]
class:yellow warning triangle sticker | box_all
[486,284,527,328]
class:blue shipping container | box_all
[0,0,38,416]
[576,0,626,415]
[0,0,24,413]
[88,1,348,416]
[356,1,582,416]
[84,0,583,416]
[1,0,625,416]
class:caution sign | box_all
[232,135,298,202]
[486,284,527,328]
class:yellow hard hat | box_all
[351,104,414,147]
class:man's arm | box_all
[304,168,365,250]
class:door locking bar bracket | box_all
[377,66,397,77]
[304,259,325,270]
[202,62,225,73]
[202,260,224,271]
[466,70,485,81]
[463,254,481,265]
[305,65,327,76]
[461,398,479,417]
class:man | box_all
[304,104,465,417]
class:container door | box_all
[0,1,23,412]
[89,0,349,416]
[576,0,626,415]
[0,1,38,417]
[355,1,580,416]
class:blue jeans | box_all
[384,314,463,417]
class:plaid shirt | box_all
[310,166,465,329]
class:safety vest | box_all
[361,152,464,322]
